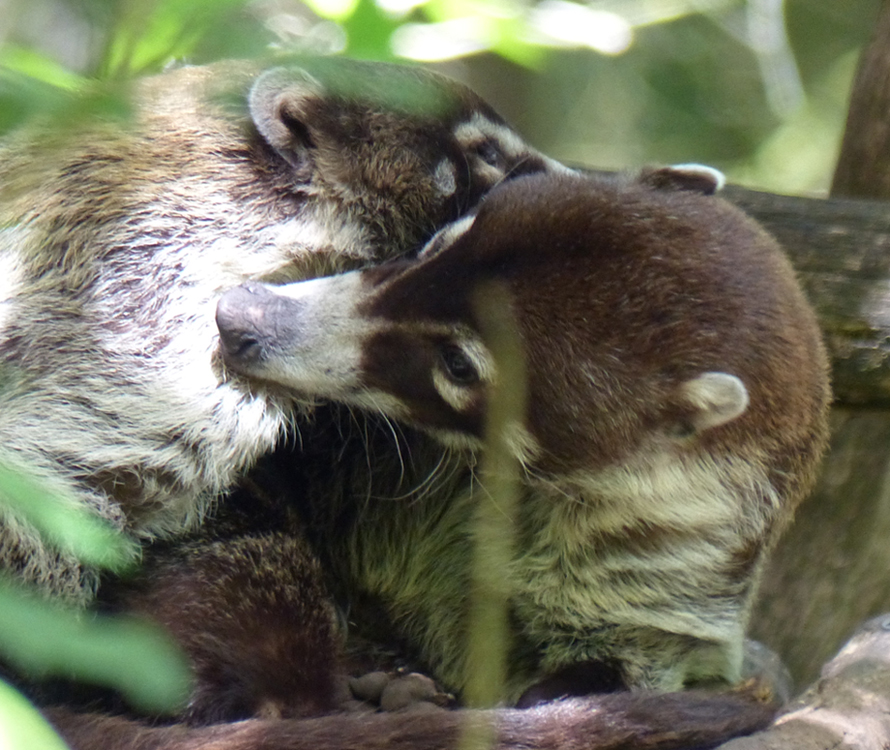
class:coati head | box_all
[216,167,828,484]
[245,58,568,266]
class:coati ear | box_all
[677,372,749,433]
[640,164,726,195]
[249,67,325,177]
[417,214,477,258]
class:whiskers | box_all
[337,408,472,507]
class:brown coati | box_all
[213,168,831,702]
[42,167,808,750]
[0,56,562,608]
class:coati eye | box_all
[440,345,479,385]
[473,140,504,169]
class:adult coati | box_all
[0,56,561,607]
[213,168,830,702]
[49,169,812,750]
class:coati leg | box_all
[106,532,345,724]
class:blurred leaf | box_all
[0,46,87,90]
[305,0,361,22]
[343,0,401,60]
[0,578,192,714]
[270,53,456,115]
[99,0,266,76]
[0,461,138,572]
[0,69,133,137]
[0,678,69,750]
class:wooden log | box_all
[717,185,890,406]
[729,0,890,700]
[717,614,890,750]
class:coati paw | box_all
[347,670,454,712]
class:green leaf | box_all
[0,579,192,714]
[0,678,69,750]
[0,46,87,90]
[342,0,400,60]
[0,70,133,137]
[100,0,269,75]
[0,460,138,572]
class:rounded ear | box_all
[249,67,325,175]
[678,372,749,433]
[640,164,726,195]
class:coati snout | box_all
[217,168,830,698]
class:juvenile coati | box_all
[214,169,831,702]
[0,56,561,607]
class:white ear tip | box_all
[681,372,748,432]
[669,163,726,192]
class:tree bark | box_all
[832,0,890,199]
[724,185,890,406]
[729,0,890,718]
[717,614,890,750]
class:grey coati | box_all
[0,56,561,608]
[212,167,830,704]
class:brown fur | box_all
[1,54,578,747]
[215,170,830,700]
[39,168,800,750]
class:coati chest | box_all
[0,57,561,603]
[216,168,830,699]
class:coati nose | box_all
[216,283,274,365]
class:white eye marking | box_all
[433,158,457,198]
[418,214,476,258]
[430,336,495,412]
[454,113,572,177]
[432,369,478,412]
[454,114,528,168]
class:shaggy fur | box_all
[0,57,560,605]
[43,171,795,749]
[216,169,831,699]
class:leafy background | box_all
[0,0,881,744]
[1,0,880,191]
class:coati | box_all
[0,56,561,607]
[43,168,808,750]
[214,168,831,701]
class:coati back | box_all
[216,169,831,699]
[0,57,562,605]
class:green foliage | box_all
[0,461,137,572]
[0,0,879,744]
[0,679,69,750]
[0,0,880,192]
[0,576,192,714]
[0,462,191,745]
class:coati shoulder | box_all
[216,168,831,699]
[0,57,562,605]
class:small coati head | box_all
[245,58,568,264]
[216,167,828,483]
